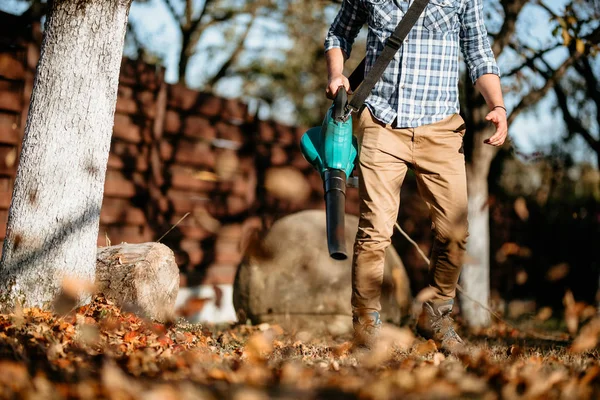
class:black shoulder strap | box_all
[347,0,430,113]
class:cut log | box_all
[96,242,179,321]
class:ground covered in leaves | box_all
[0,296,599,399]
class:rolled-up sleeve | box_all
[459,0,500,83]
[324,0,367,58]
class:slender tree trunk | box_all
[462,148,493,328]
[460,88,498,327]
[0,0,132,310]
[178,29,192,85]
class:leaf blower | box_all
[299,0,430,260]
[300,87,357,260]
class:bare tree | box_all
[153,0,266,86]
[0,0,132,309]
[459,0,585,327]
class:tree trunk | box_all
[461,99,498,327]
[178,29,192,85]
[0,0,132,310]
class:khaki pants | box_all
[352,108,469,313]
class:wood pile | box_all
[0,13,360,289]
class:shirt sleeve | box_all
[324,0,367,58]
[459,0,500,83]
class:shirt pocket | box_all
[364,0,395,30]
[423,0,460,33]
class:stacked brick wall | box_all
[0,14,39,249]
[0,12,355,288]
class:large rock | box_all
[233,210,411,334]
[96,242,179,322]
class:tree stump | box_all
[233,210,412,335]
[96,242,179,322]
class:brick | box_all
[103,170,140,199]
[270,145,288,166]
[119,59,161,90]
[108,141,149,171]
[202,263,238,285]
[166,189,210,214]
[195,93,222,117]
[227,195,249,216]
[215,121,243,144]
[169,166,218,192]
[113,114,143,143]
[217,224,243,240]
[115,96,137,115]
[0,144,17,175]
[178,242,204,265]
[174,140,215,168]
[107,152,148,172]
[176,224,213,241]
[100,200,147,225]
[164,110,181,133]
[183,116,215,140]
[0,51,25,80]
[26,43,39,70]
[118,85,134,98]
[0,180,12,209]
[168,84,199,111]
[222,98,248,122]
[0,208,7,238]
[98,224,154,246]
[258,121,275,142]
[0,80,22,112]
[0,123,20,145]
[277,126,295,146]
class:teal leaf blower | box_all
[300,88,358,260]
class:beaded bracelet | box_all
[492,105,507,113]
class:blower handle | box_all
[332,86,348,122]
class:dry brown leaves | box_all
[0,296,599,399]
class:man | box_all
[324,0,507,351]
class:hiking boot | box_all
[352,310,382,350]
[416,300,465,353]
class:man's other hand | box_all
[326,74,352,99]
[483,108,508,147]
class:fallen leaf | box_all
[514,197,529,220]
[535,307,553,322]
[546,263,570,281]
[414,340,437,356]
[570,318,600,353]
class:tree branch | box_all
[507,52,580,125]
[553,82,600,152]
[205,16,256,89]
[503,42,562,77]
[491,0,528,57]
[163,0,181,26]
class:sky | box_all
[0,0,597,166]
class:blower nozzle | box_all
[300,88,357,260]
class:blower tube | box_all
[323,169,347,260]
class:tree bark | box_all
[0,0,133,310]
[462,125,496,327]
[460,76,498,328]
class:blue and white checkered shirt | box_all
[325,0,500,128]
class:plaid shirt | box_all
[325,0,500,128]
